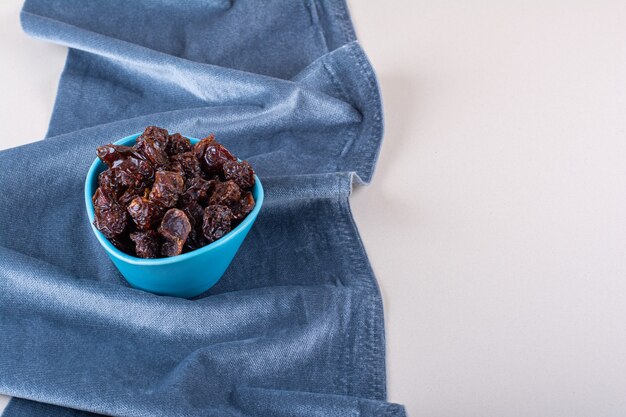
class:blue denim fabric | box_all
[0,1,406,416]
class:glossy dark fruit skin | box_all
[208,180,241,207]
[109,235,134,255]
[180,177,213,207]
[130,230,160,258]
[158,208,191,257]
[180,200,207,252]
[92,127,256,257]
[202,205,233,243]
[167,133,193,155]
[231,191,255,223]
[134,126,170,168]
[92,186,128,239]
[149,171,184,208]
[200,142,236,175]
[161,239,185,257]
[180,200,204,227]
[111,156,154,188]
[184,226,207,252]
[98,169,122,195]
[96,144,143,169]
[171,152,202,179]
[127,196,165,230]
[223,160,255,190]
[159,208,191,241]
[193,134,215,161]
[118,182,149,207]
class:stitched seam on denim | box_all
[322,60,350,104]
[321,60,360,164]
[303,0,331,56]
[347,44,384,184]
[308,0,330,54]
[338,193,386,400]
[326,0,357,45]
[262,173,349,202]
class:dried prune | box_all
[98,169,121,195]
[118,182,150,207]
[135,126,169,168]
[223,160,255,190]
[231,191,256,222]
[93,186,116,210]
[180,200,204,226]
[92,126,257,258]
[167,133,193,155]
[130,230,160,258]
[159,208,192,242]
[149,171,184,208]
[96,144,143,168]
[170,151,202,179]
[208,180,241,207]
[180,177,212,206]
[158,208,191,257]
[193,134,215,161]
[93,187,128,238]
[141,126,169,147]
[179,201,206,252]
[127,196,165,230]
[184,226,207,252]
[161,239,184,257]
[200,142,236,175]
[202,205,233,243]
[110,235,134,255]
[111,156,154,188]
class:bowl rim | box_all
[84,132,264,266]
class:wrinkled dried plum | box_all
[93,187,128,238]
[231,191,255,222]
[161,239,184,257]
[184,227,207,252]
[159,208,192,242]
[127,196,165,230]
[93,127,257,258]
[180,201,206,252]
[180,177,212,206]
[180,200,204,227]
[223,160,255,190]
[171,151,202,179]
[158,208,191,257]
[167,133,193,155]
[111,156,154,188]
[141,126,169,147]
[93,186,116,210]
[208,180,241,207]
[202,205,233,243]
[98,169,122,195]
[200,142,236,175]
[135,126,169,168]
[110,235,134,254]
[118,183,149,207]
[130,230,160,258]
[96,144,143,168]
[193,134,215,161]
[149,171,184,208]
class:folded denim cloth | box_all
[0,1,405,416]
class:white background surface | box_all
[2,1,626,416]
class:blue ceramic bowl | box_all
[84,133,264,298]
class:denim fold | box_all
[0,1,405,416]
